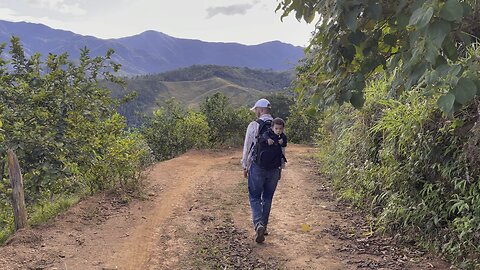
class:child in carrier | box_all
[259,117,287,170]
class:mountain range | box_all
[0,20,304,75]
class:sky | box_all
[0,0,316,46]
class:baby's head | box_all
[272,118,285,136]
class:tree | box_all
[200,92,253,146]
[0,36,150,200]
[264,93,294,120]
[142,98,209,161]
[277,0,480,115]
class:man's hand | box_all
[267,138,274,145]
[243,169,248,178]
[278,138,284,145]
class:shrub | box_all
[316,75,480,268]
[142,99,209,161]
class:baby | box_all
[261,117,287,169]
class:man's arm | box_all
[241,121,257,171]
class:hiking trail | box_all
[0,145,451,269]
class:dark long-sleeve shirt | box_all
[261,129,287,147]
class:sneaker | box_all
[255,224,266,243]
[264,227,269,236]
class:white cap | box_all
[250,98,271,111]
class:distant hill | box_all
[0,20,304,75]
[108,65,294,125]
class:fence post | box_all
[7,149,27,231]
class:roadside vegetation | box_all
[278,0,480,268]
[0,36,294,243]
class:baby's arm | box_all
[262,131,274,145]
[280,134,288,147]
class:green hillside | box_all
[109,65,294,125]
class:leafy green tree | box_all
[0,37,152,240]
[285,103,319,144]
[142,98,209,161]
[264,93,294,120]
[200,92,254,146]
[277,0,480,114]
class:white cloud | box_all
[25,0,86,15]
[0,7,18,18]
[206,1,260,19]
[0,7,67,28]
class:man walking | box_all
[241,98,281,243]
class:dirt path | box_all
[0,145,451,269]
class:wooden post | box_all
[7,149,27,231]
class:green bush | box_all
[200,92,253,147]
[142,99,209,161]
[285,102,319,144]
[0,37,153,241]
[316,75,480,268]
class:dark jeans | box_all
[248,162,280,229]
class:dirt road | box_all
[0,145,450,269]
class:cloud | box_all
[25,0,86,16]
[206,0,260,19]
[0,7,67,27]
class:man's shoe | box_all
[264,227,269,236]
[255,224,266,243]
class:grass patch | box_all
[0,225,13,244]
[28,195,80,227]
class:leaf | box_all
[425,40,439,64]
[304,9,316,23]
[301,223,312,232]
[397,13,410,28]
[452,78,477,104]
[462,2,473,17]
[345,6,361,31]
[383,34,397,46]
[440,0,464,22]
[409,7,434,29]
[348,31,366,45]
[433,55,447,69]
[435,64,451,77]
[340,45,356,62]
[437,93,455,113]
[475,80,480,94]
[428,20,451,48]
[350,91,365,108]
[367,1,382,20]
[443,36,458,61]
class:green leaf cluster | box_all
[142,99,209,161]
[0,37,152,237]
[200,93,253,147]
[316,75,480,268]
[278,0,480,114]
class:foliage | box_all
[278,1,480,266]
[285,100,319,144]
[143,65,293,90]
[28,196,80,227]
[263,92,295,120]
[200,93,253,146]
[142,99,209,161]
[0,37,152,240]
[277,0,480,114]
[108,65,293,126]
[316,75,480,268]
